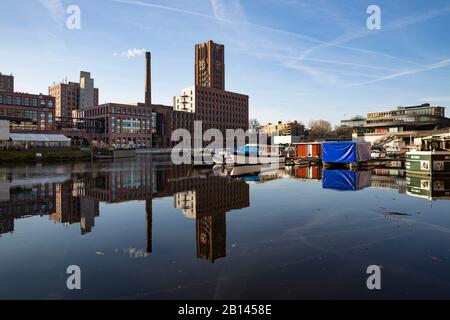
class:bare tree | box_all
[308,120,333,138]
[335,125,354,136]
[249,118,261,131]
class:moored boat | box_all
[212,144,285,166]
[406,151,450,176]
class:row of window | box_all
[111,107,152,116]
[368,108,444,119]
[198,91,246,101]
[111,117,152,134]
[0,95,53,108]
[366,116,437,124]
[110,137,151,146]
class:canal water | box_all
[0,156,449,299]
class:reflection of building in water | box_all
[50,181,99,235]
[165,173,249,263]
[197,213,227,263]
[292,166,323,180]
[0,161,154,241]
[82,160,153,252]
[370,169,407,193]
[0,183,56,236]
[175,191,196,219]
[0,178,100,236]
[0,161,249,262]
[406,175,450,201]
[84,162,153,203]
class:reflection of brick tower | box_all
[196,212,227,263]
[146,199,152,254]
[145,155,153,254]
[171,175,249,263]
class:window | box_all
[40,112,46,130]
[47,100,53,108]
[24,97,29,106]
[15,97,21,105]
[32,98,38,107]
[0,96,2,104]
[40,99,46,107]
[7,96,13,105]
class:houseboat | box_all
[406,134,450,176]
[293,142,323,164]
[322,141,371,167]
[212,144,285,166]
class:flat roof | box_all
[9,133,71,142]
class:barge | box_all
[406,151,450,176]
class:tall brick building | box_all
[0,91,55,131]
[0,73,14,92]
[174,40,249,138]
[195,40,225,90]
[48,72,99,119]
[74,103,152,147]
[174,85,248,132]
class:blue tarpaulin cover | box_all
[241,175,260,182]
[239,145,259,154]
[323,170,371,191]
[322,142,371,163]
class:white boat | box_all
[213,162,286,177]
[212,144,285,166]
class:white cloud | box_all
[298,5,450,61]
[346,58,450,87]
[114,48,147,58]
[38,0,65,26]
[420,97,450,103]
[210,0,247,22]
[112,0,423,69]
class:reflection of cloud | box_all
[113,48,146,58]
[38,0,65,26]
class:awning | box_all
[9,133,71,142]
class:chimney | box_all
[145,52,152,107]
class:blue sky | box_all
[1,0,450,126]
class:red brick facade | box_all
[75,103,153,146]
[0,91,55,131]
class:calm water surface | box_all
[0,156,449,299]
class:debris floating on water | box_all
[384,211,412,217]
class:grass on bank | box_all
[0,148,91,162]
